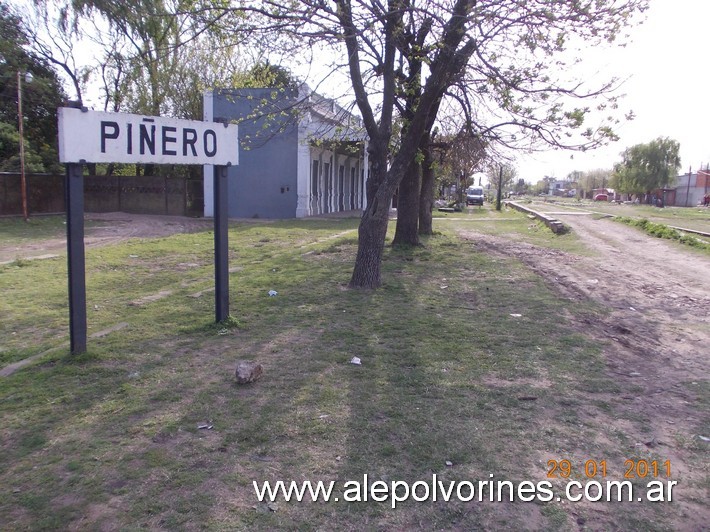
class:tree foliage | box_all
[217,0,647,287]
[0,1,66,173]
[241,62,299,90]
[611,137,681,194]
[10,0,649,286]
[67,0,243,118]
[15,0,276,176]
[576,168,612,197]
[440,132,487,187]
[14,0,256,119]
[486,163,517,190]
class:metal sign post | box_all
[214,165,229,322]
[58,107,238,353]
[65,163,87,354]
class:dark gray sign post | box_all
[58,107,238,354]
[65,162,87,354]
[214,165,229,322]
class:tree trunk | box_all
[392,159,422,247]
[349,184,392,289]
[419,137,435,235]
[365,147,386,206]
[349,145,404,288]
[346,0,477,288]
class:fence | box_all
[0,173,204,217]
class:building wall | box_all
[207,88,300,219]
[205,87,366,219]
[674,172,708,207]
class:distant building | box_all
[203,86,368,219]
[674,168,709,207]
[550,179,578,197]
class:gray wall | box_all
[213,89,300,219]
[0,173,64,215]
[0,173,199,216]
[674,173,705,207]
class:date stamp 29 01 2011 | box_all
[547,459,672,479]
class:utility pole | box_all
[686,166,691,207]
[459,171,465,206]
[17,71,31,221]
[496,165,503,211]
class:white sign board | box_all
[58,108,238,166]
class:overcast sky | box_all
[518,0,710,182]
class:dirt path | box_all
[0,213,213,264]
[459,214,709,526]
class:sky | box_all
[518,0,710,182]
[16,0,707,183]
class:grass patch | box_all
[449,204,592,255]
[615,217,710,251]
[0,215,701,529]
[0,216,68,244]
[532,197,710,232]
[0,215,106,246]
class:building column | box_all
[296,141,311,218]
[362,140,369,211]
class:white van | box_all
[466,186,484,206]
